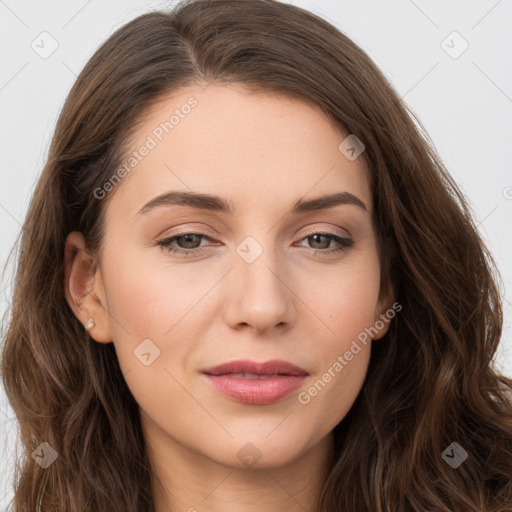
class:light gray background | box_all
[1,0,511,507]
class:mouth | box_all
[202,359,309,377]
[212,372,293,379]
[201,359,309,405]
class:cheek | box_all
[297,277,377,432]
[100,245,222,383]
[298,251,380,414]
[314,251,382,343]
[97,246,173,377]
[101,243,198,334]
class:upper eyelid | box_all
[160,220,353,237]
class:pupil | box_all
[180,234,199,248]
[311,234,328,249]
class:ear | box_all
[372,276,396,341]
[64,231,112,343]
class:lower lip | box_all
[203,374,307,405]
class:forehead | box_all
[106,83,372,219]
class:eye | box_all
[156,231,353,257]
[157,232,212,257]
[295,232,353,255]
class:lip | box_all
[202,359,309,377]
[201,359,309,405]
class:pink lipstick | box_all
[201,359,308,405]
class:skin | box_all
[64,83,393,512]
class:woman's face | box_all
[67,83,392,470]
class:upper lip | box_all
[202,359,309,376]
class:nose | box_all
[223,242,295,335]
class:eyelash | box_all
[156,231,353,258]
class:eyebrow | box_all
[135,190,368,217]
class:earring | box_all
[85,318,96,332]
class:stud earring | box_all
[85,318,96,332]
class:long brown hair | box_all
[1,0,511,510]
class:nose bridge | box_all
[235,232,286,294]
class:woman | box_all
[1,0,511,510]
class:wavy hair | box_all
[1,0,511,510]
